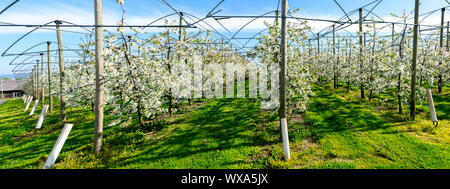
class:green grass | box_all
[0,84,448,169]
[0,97,116,168]
[0,97,281,169]
[56,98,282,169]
[281,85,450,169]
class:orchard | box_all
[0,0,449,170]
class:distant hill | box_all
[0,74,16,79]
[0,74,28,80]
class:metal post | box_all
[47,41,53,113]
[410,0,419,120]
[56,20,66,122]
[438,8,445,93]
[93,0,104,154]
[280,0,290,161]
[359,8,364,99]
[40,53,45,107]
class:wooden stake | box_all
[93,0,104,154]
[36,60,39,102]
[56,20,66,122]
[40,53,45,107]
[317,33,320,54]
[438,8,444,93]
[359,8,364,100]
[393,23,402,114]
[410,0,419,120]
[447,21,449,51]
[31,68,35,99]
[333,25,337,89]
[280,0,290,161]
[47,41,53,113]
[166,30,172,115]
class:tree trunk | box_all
[397,73,402,114]
[137,96,143,126]
[347,80,350,92]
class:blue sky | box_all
[0,0,449,76]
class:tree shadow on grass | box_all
[305,87,392,141]
[105,98,274,168]
[432,92,449,120]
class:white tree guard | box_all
[281,118,290,160]
[29,100,39,116]
[43,123,74,169]
[35,105,49,130]
[24,98,33,112]
[426,89,438,123]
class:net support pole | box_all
[56,20,66,122]
[359,8,365,100]
[40,53,45,107]
[47,41,53,113]
[410,0,419,120]
[279,0,290,161]
[93,0,105,154]
[438,8,445,93]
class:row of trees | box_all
[23,7,449,126]
[21,0,447,158]
[307,13,449,114]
